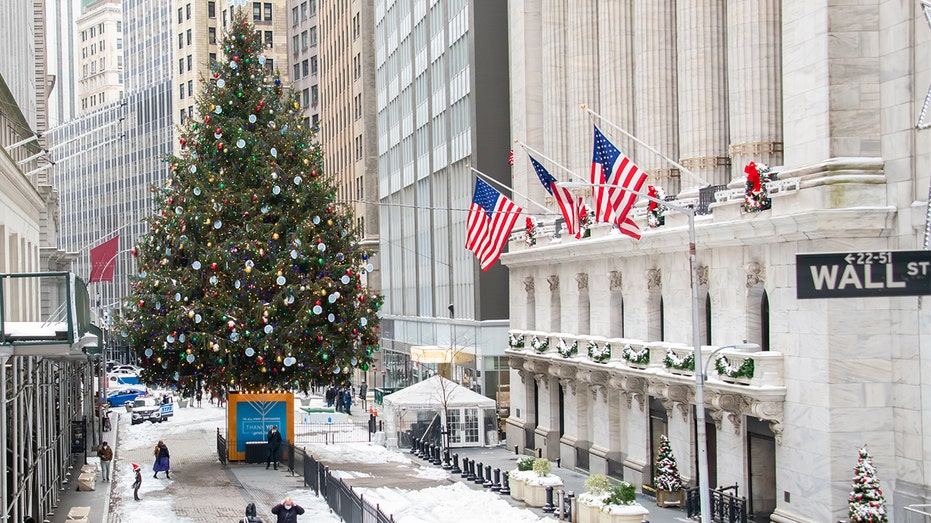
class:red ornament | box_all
[205,115,211,124]
[218,143,224,150]
[211,263,218,270]
[215,128,222,135]
[179,138,186,147]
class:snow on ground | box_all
[116,396,226,452]
[359,482,550,523]
[303,441,413,465]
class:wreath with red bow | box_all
[525,216,539,247]
[576,202,594,238]
[647,185,666,228]
[743,161,774,212]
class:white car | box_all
[131,395,174,424]
[113,364,143,374]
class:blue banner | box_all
[235,400,287,452]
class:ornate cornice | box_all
[576,273,589,291]
[547,274,560,292]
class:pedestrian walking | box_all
[343,389,352,415]
[239,502,264,523]
[334,388,344,413]
[270,497,304,523]
[131,463,142,501]
[152,440,171,479]
[266,425,282,470]
[195,389,202,407]
[96,441,113,481]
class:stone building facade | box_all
[504,1,931,522]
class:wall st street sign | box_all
[796,251,931,299]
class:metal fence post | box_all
[499,471,511,496]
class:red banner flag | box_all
[89,236,120,282]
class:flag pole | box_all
[581,104,709,187]
[513,140,586,184]
[467,165,551,214]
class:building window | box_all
[301,31,308,49]
[292,6,298,25]
[81,30,86,42]
[355,135,362,160]
[311,85,318,107]
[186,3,191,20]
[117,38,122,49]
[179,58,184,74]
[187,55,192,71]
[354,94,361,120]
[302,88,309,107]
[309,26,317,47]
[310,56,317,75]
[209,52,217,62]
[353,13,360,40]
[116,21,121,32]
[292,35,299,53]
[180,83,185,99]
[82,48,87,59]
[188,80,193,96]
[302,59,308,77]
[91,43,96,55]
[100,40,105,51]
[264,30,273,47]
[264,58,273,73]
[293,63,300,79]
[177,7,183,24]
[90,27,95,37]
[181,108,186,122]
[264,3,272,21]
[253,3,261,20]
[186,29,192,45]
[353,54,360,80]
[209,27,216,44]
[208,1,216,18]
[301,1,307,20]
[223,9,227,28]
[309,0,316,16]
[178,33,183,49]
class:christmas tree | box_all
[119,11,381,395]
[653,434,683,491]
[848,446,887,523]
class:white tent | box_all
[382,375,498,449]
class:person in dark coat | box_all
[343,389,352,415]
[239,502,264,523]
[152,440,170,479]
[131,463,142,501]
[270,497,304,523]
[266,425,282,470]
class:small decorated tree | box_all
[654,435,683,491]
[848,446,887,523]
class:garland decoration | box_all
[664,349,695,372]
[557,339,579,358]
[588,341,612,363]
[647,185,666,228]
[743,161,774,212]
[530,335,550,353]
[508,333,525,349]
[715,354,755,379]
[623,343,650,365]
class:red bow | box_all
[745,162,760,193]
[525,217,534,230]
[648,186,659,211]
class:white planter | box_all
[509,474,526,501]
[524,476,563,507]
[600,504,649,523]
[578,498,602,523]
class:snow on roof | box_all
[382,375,496,410]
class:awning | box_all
[409,345,475,364]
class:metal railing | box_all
[216,428,228,466]
[283,441,394,523]
[295,421,371,444]
[686,484,748,523]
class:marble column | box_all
[676,0,730,189]
[535,373,561,461]
[633,0,680,194]
[716,413,745,489]
[590,385,622,476]
[598,1,637,168]
[623,392,649,487]
[542,0,569,167]
[568,0,600,175]
[727,0,783,177]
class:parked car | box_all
[113,364,143,374]
[105,387,147,407]
[131,396,173,424]
[108,371,140,386]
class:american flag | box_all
[529,155,580,237]
[618,216,641,240]
[466,178,522,271]
[590,125,646,226]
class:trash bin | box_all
[245,441,267,464]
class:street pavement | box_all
[49,399,690,523]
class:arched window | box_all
[746,284,771,351]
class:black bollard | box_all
[442,448,452,469]
[483,465,493,488]
[491,468,501,491]
[542,485,556,513]
[451,453,461,474]
[563,490,574,520]
[432,445,441,465]
[461,457,472,479]
[411,438,418,455]
[424,443,433,461]
[473,461,485,484]
[499,471,510,495]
